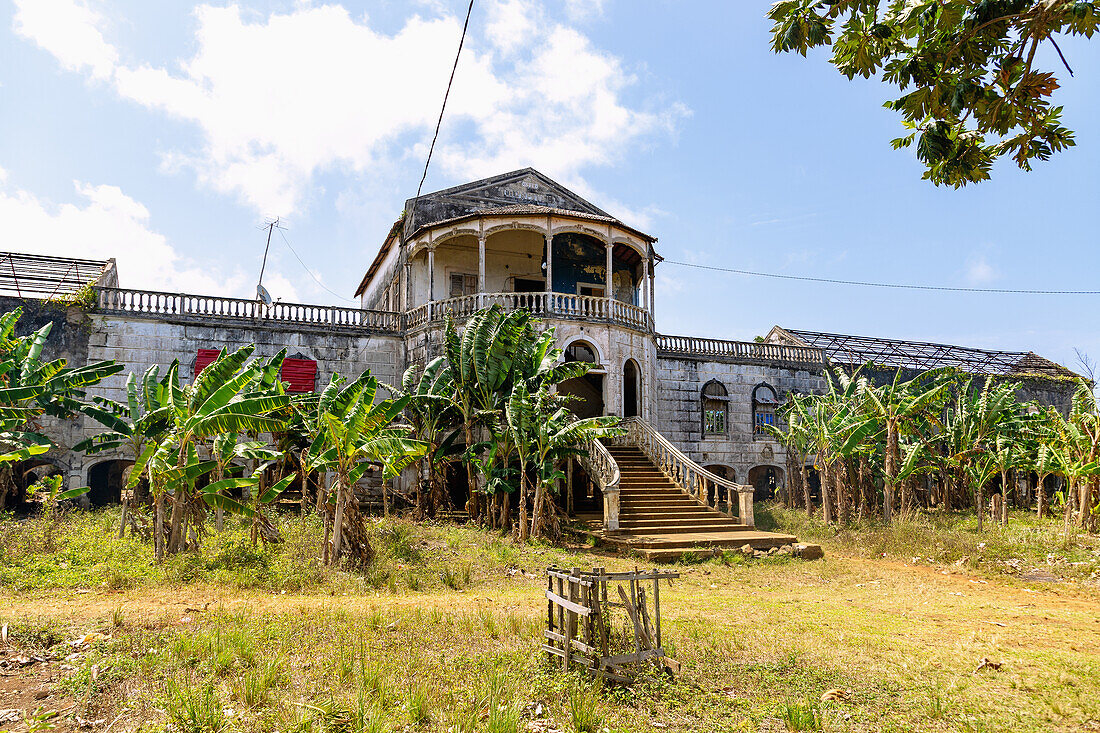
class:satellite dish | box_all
[256,284,273,305]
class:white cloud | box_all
[0,172,300,300]
[13,0,686,221]
[12,0,118,80]
[564,0,607,22]
[965,252,999,285]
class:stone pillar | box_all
[603,487,620,531]
[545,231,554,314]
[642,248,651,323]
[478,234,486,293]
[545,232,553,293]
[738,489,755,528]
[604,238,613,300]
[402,262,411,311]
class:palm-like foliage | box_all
[771,361,1100,532]
[505,379,622,540]
[0,308,122,507]
[443,305,531,519]
[74,364,173,535]
[386,356,460,517]
[131,346,293,558]
[305,371,423,563]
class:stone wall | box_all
[0,301,406,493]
[654,354,826,486]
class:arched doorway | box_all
[622,359,640,418]
[748,465,784,502]
[559,340,604,418]
[87,460,134,507]
[4,459,65,508]
[704,465,735,482]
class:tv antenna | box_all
[257,217,283,305]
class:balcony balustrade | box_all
[655,334,825,365]
[405,291,652,332]
[96,287,653,334]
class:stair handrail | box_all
[564,411,621,531]
[578,437,620,496]
[617,416,755,527]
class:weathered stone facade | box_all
[654,355,826,486]
[7,168,1080,508]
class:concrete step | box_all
[620,508,730,519]
[620,515,742,528]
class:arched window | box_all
[753,383,779,437]
[701,380,728,436]
[565,340,598,364]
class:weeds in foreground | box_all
[779,699,820,732]
[759,503,1100,581]
[567,683,604,733]
[165,680,226,733]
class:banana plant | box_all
[385,356,461,518]
[73,364,173,536]
[305,370,423,564]
[443,306,531,520]
[505,379,622,541]
[0,308,123,507]
[30,473,89,521]
[130,347,293,559]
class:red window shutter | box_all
[194,349,221,377]
[281,358,317,393]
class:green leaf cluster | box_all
[768,0,1097,184]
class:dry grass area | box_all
[1,510,1099,732]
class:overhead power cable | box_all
[277,228,357,304]
[663,260,1100,296]
[407,0,475,233]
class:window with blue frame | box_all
[753,384,779,437]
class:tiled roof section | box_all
[773,327,1078,379]
[417,203,617,229]
[406,202,657,244]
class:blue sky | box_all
[2,0,1097,369]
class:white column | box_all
[478,234,486,293]
[402,262,411,311]
[544,232,553,293]
[605,238,613,300]
[648,250,655,325]
[427,247,435,302]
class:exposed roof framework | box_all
[772,326,1078,379]
[0,252,117,299]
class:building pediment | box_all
[404,168,611,237]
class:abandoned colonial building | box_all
[3,169,1080,553]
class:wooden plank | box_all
[638,586,656,651]
[546,572,555,665]
[541,645,592,667]
[594,668,633,684]
[591,566,609,659]
[617,584,645,659]
[590,571,679,581]
[653,571,661,648]
[556,575,566,671]
[545,589,591,617]
[603,648,660,665]
[544,630,597,656]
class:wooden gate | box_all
[544,566,679,683]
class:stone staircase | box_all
[605,444,795,560]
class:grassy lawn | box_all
[1,509,1099,732]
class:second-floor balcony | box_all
[405,290,652,332]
